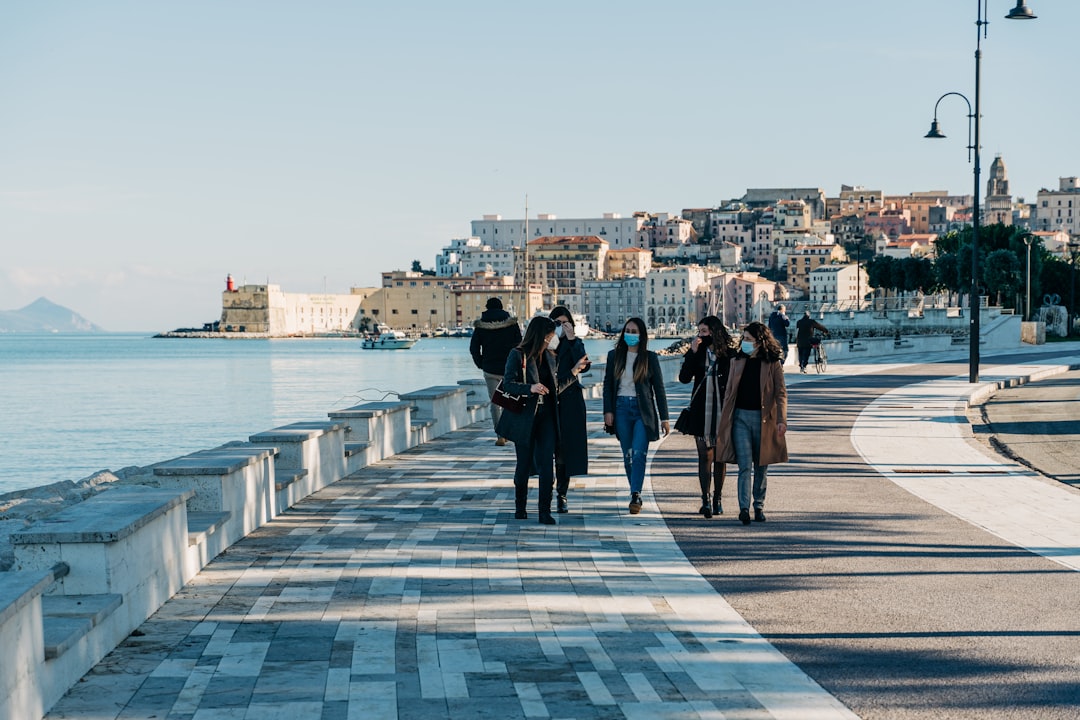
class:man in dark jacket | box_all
[768,304,790,361]
[795,310,829,373]
[470,297,522,445]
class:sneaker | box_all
[628,492,643,515]
[754,508,766,522]
[495,437,507,446]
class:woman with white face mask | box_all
[496,316,589,524]
[602,317,670,515]
[713,321,788,525]
[548,306,590,514]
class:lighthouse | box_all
[226,274,236,292]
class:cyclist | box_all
[795,310,829,373]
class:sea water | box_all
[0,334,618,495]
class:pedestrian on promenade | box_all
[548,306,590,514]
[795,309,829,373]
[677,315,736,518]
[768,304,790,362]
[715,321,788,525]
[470,297,522,445]
[602,317,670,515]
[496,316,590,525]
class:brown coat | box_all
[714,356,789,465]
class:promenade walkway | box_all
[42,345,1080,720]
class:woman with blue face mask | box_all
[602,317,670,515]
[713,321,788,525]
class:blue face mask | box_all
[624,333,640,347]
[741,340,755,355]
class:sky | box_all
[2,0,1076,332]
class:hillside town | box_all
[216,168,1080,339]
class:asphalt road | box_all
[651,354,1080,720]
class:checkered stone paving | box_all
[45,393,856,720]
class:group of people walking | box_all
[472,298,796,526]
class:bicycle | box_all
[811,337,828,374]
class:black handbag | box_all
[674,378,706,435]
[491,355,528,413]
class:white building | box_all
[1035,177,1080,235]
[471,213,649,251]
[809,264,866,307]
[436,237,482,277]
[645,265,711,334]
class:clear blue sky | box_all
[2,1,1075,331]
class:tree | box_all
[866,255,897,294]
[982,249,1021,308]
[411,260,423,273]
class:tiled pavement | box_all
[45,386,857,720]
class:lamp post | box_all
[1070,242,1079,337]
[1022,234,1033,321]
[924,0,1037,383]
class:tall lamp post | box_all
[1070,241,1079,337]
[1022,233,1034,321]
[924,0,1037,383]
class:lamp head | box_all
[924,119,946,139]
[1005,1,1037,20]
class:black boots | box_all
[538,482,556,525]
[556,495,568,513]
[514,483,528,520]
[699,493,713,519]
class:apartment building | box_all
[787,242,846,294]
[471,213,647,251]
[809,264,866,306]
[645,265,711,334]
[1034,177,1080,235]
[712,271,781,328]
[838,185,884,216]
[527,236,608,316]
[582,278,646,334]
[604,247,652,278]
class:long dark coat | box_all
[601,349,669,442]
[714,356,789,465]
[495,347,582,460]
[677,343,734,438]
[552,337,590,477]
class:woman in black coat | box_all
[496,316,589,525]
[549,306,590,514]
[677,315,735,518]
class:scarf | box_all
[702,349,719,448]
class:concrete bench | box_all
[6,487,194,720]
[153,446,276,549]
[329,401,413,473]
[249,421,347,510]
[399,386,468,442]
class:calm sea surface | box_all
[0,334,616,495]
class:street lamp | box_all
[1070,241,1080,337]
[924,0,1037,383]
[1022,234,1033,321]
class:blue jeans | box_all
[614,395,649,493]
[732,408,768,511]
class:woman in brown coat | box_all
[714,321,788,525]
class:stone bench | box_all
[6,486,194,720]
[249,421,347,510]
[329,401,413,473]
[152,446,276,550]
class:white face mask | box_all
[548,335,560,351]
[741,340,755,355]
[555,324,565,338]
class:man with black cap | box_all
[470,297,522,445]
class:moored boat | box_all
[361,324,417,350]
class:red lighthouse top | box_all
[226,274,236,292]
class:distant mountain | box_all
[0,297,105,333]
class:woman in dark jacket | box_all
[677,315,735,518]
[496,316,589,525]
[548,306,590,514]
[602,317,669,515]
[714,321,788,526]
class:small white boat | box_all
[361,325,417,350]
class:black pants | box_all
[797,343,812,368]
[513,405,557,515]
